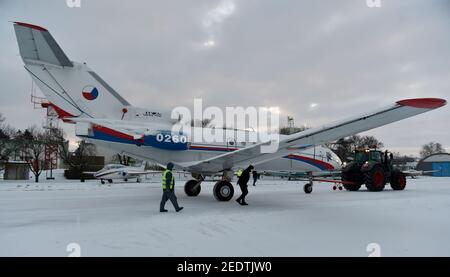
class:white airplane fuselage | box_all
[93,164,147,182]
[77,121,342,176]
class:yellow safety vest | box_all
[162,169,175,190]
[237,169,243,177]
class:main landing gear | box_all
[213,170,234,201]
[184,171,235,202]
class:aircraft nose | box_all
[329,151,343,170]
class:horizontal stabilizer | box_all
[14,22,73,67]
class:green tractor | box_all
[341,149,407,192]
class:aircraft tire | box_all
[303,183,313,194]
[213,181,234,201]
[184,180,201,197]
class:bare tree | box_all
[329,135,384,162]
[0,117,16,164]
[0,113,8,162]
[114,154,134,166]
[17,126,47,183]
[59,139,96,176]
[420,142,446,158]
[392,153,417,169]
[357,136,384,149]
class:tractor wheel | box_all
[390,172,407,191]
[364,165,386,192]
[341,172,361,191]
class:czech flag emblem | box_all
[82,86,99,100]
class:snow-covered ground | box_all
[0,174,449,257]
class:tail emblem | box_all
[82,86,99,100]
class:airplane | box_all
[92,163,150,184]
[12,22,447,201]
[402,169,439,179]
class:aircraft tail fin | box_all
[13,22,131,121]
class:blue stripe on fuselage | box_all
[90,129,188,150]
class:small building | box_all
[416,153,450,177]
[3,161,30,180]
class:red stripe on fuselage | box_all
[92,125,135,141]
[287,154,335,170]
[41,102,76,122]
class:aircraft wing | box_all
[127,170,162,177]
[403,169,439,177]
[262,170,341,179]
[178,98,446,173]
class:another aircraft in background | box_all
[93,163,150,184]
[402,169,440,179]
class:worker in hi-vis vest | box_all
[236,168,243,178]
[236,165,254,206]
[160,162,183,212]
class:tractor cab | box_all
[354,149,382,164]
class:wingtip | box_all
[397,98,447,109]
[14,22,48,32]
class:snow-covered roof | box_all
[419,153,450,163]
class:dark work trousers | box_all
[236,184,249,203]
[160,190,180,211]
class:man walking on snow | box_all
[160,162,184,213]
[236,165,254,206]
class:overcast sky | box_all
[0,0,449,156]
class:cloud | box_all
[201,0,236,48]
[0,0,449,156]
